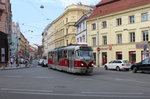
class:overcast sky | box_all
[10,0,100,45]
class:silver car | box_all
[104,60,131,71]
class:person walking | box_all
[10,57,14,67]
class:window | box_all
[91,23,96,30]
[102,21,107,28]
[83,35,85,42]
[142,30,149,41]
[66,18,68,23]
[116,52,122,60]
[130,32,135,42]
[116,18,122,26]
[103,36,107,45]
[117,34,122,44]
[92,37,96,46]
[1,0,5,3]
[77,38,79,43]
[142,58,149,64]
[141,13,148,21]
[80,37,82,42]
[83,21,85,30]
[66,28,68,34]
[129,15,135,23]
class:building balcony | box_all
[0,3,5,11]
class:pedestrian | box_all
[10,57,14,67]
[25,58,28,67]
[16,57,19,67]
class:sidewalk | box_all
[0,63,29,70]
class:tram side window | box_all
[75,50,79,58]
[64,50,67,58]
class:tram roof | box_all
[48,44,91,52]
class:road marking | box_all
[81,91,144,95]
[73,78,93,80]
[35,76,54,79]
[115,78,150,84]
[0,88,53,93]
[4,75,22,78]
[5,91,149,98]
[0,88,148,98]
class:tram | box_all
[48,44,95,74]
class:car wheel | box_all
[104,65,108,70]
[116,66,120,71]
[132,67,137,73]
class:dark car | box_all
[131,58,150,73]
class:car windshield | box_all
[123,60,130,63]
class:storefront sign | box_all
[136,44,148,49]
[100,47,108,50]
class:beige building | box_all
[42,4,93,56]
[20,32,30,58]
[87,0,150,65]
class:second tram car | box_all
[48,45,95,74]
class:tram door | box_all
[68,50,74,70]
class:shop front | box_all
[0,31,8,65]
[129,51,136,64]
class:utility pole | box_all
[97,18,100,67]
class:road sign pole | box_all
[97,18,100,67]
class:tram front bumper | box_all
[74,67,93,74]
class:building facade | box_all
[74,12,92,44]
[87,0,150,65]
[10,22,20,58]
[0,0,12,64]
[19,33,30,59]
[42,4,93,55]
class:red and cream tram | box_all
[48,45,95,74]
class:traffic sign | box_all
[97,47,100,51]
[18,51,22,55]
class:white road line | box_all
[0,88,53,93]
[35,76,54,79]
[4,75,22,78]
[115,78,150,84]
[81,91,144,95]
[73,78,93,80]
[7,92,150,98]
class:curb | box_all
[0,65,31,70]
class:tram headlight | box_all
[81,63,84,66]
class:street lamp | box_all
[40,5,44,9]
[97,18,100,67]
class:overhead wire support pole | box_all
[97,18,100,67]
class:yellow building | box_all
[20,32,29,58]
[43,4,93,55]
[87,0,150,65]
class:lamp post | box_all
[97,18,100,67]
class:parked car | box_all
[104,60,131,71]
[131,58,150,73]
[38,59,44,65]
[42,60,48,67]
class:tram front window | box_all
[79,50,93,57]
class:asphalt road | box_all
[0,61,150,99]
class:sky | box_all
[10,0,100,45]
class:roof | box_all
[89,0,150,19]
